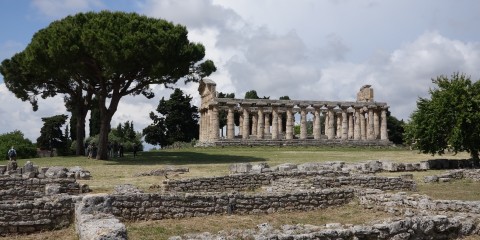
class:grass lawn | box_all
[2,146,479,240]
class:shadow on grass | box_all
[103,151,266,166]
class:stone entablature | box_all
[198,79,390,145]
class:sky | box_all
[1,0,480,144]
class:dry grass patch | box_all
[126,201,393,240]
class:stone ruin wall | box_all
[0,164,90,236]
[2,159,480,239]
[163,172,416,193]
[0,194,74,235]
[197,79,390,146]
[163,170,348,192]
[359,190,480,216]
[0,176,87,201]
[171,214,479,240]
[78,188,355,222]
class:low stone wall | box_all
[0,194,74,235]
[359,190,480,216]
[78,188,354,221]
[170,215,479,240]
[424,169,480,183]
[163,170,349,192]
[313,176,417,191]
[264,176,416,192]
[0,176,89,201]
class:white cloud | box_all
[0,83,67,142]
[31,0,103,18]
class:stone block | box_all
[419,161,429,170]
[251,163,269,173]
[424,176,439,183]
[45,166,68,178]
[277,163,297,172]
[45,183,62,195]
[229,163,252,174]
[382,162,398,172]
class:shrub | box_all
[0,130,37,160]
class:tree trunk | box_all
[75,110,86,156]
[96,91,120,160]
[97,115,111,160]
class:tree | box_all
[89,95,101,137]
[405,73,480,165]
[36,114,69,155]
[109,121,143,152]
[1,50,94,156]
[143,88,199,147]
[387,111,405,145]
[0,11,215,160]
[244,90,269,100]
[0,131,37,160]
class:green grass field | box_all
[2,146,480,240]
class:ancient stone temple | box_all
[198,79,390,146]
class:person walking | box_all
[7,146,17,161]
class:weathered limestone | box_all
[300,107,307,139]
[313,108,321,139]
[257,107,264,139]
[272,107,279,139]
[242,107,249,139]
[226,105,234,139]
[197,79,391,146]
[285,107,293,139]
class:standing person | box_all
[7,146,17,161]
[87,143,93,159]
[119,144,124,157]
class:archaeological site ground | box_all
[1,147,480,240]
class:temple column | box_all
[313,108,321,139]
[354,108,361,140]
[336,112,342,139]
[300,107,307,139]
[324,110,329,137]
[286,107,294,139]
[341,107,348,140]
[199,111,204,141]
[272,107,279,139]
[204,110,210,141]
[239,113,243,137]
[368,108,374,140]
[242,108,250,139]
[278,112,283,137]
[257,107,264,139]
[327,107,335,140]
[360,109,366,140]
[348,111,354,139]
[227,106,235,139]
[380,107,388,140]
[251,113,258,136]
[209,105,219,140]
[374,109,380,139]
[264,113,270,134]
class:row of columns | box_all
[199,105,389,142]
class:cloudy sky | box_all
[1,0,480,143]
